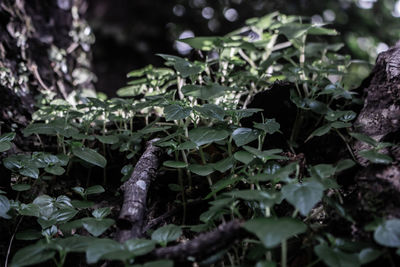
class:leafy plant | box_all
[1,12,396,267]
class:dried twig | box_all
[149,220,245,263]
[115,139,162,242]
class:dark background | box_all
[86,0,400,96]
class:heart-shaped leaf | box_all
[151,224,182,246]
[282,180,324,216]
[244,217,307,248]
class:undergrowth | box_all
[0,12,398,267]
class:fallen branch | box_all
[143,199,206,233]
[149,220,245,263]
[116,139,162,242]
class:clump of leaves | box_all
[0,12,396,267]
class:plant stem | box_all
[281,239,287,267]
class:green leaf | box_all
[189,127,230,147]
[12,184,31,192]
[0,195,11,219]
[163,161,187,168]
[244,217,307,248]
[96,135,119,144]
[10,242,55,267]
[314,244,360,267]
[358,150,392,165]
[44,165,65,176]
[335,159,355,172]
[226,189,282,207]
[311,164,336,179]
[0,132,16,142]
[85,238,122,264]
[194,104,225,121]
[22,123,57,136]
[307,124,332,140]
[55,236,94,253]
[358,248,382,265]
[331,121,352,129]
[182,84,227,100]
[19,167,39,179]
[254,119,280,134]
[92,207,111,219]
[82,218,115,237]
[212,157,234,173]
[86,185,105,195]
[282,181,324,216]
[177,141,197,150]
[373,219,400,247]
[251,162,297,183]
[0,141,12,152]
[180,36,220,51]
[306,99,328,114]
[349,132,377,147]
[189,164,214,176]
[151,224,182,246]
[124,239,156,257]
[230,108,263,120]
[164,104,192,121]
[174,59,202,77]
[234,151,255,164]
[72,147,107,168]
[15,229,42,240]
[232,128,259,147]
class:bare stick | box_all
[149,220,245,263]
[116,139,161,242]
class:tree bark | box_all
[345,42,400,237]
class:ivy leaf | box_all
[0,141,12,152]
[254,119,280,134]
[314,244,360,267]
[82,218,115,237]
[282,180,324,216]
[164,104,192,121]
[244,217,307,248]
[72,147,107,168]
[232,128,259,147]
[212,157,234,173]
[189,127,230,147]
[189,164,214,176]
[373,219,400,247]
[310,164,336,179]
[151,224,182,246]
[234,151,255,164]
[194,104,225,121]
[358,150,392,165]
